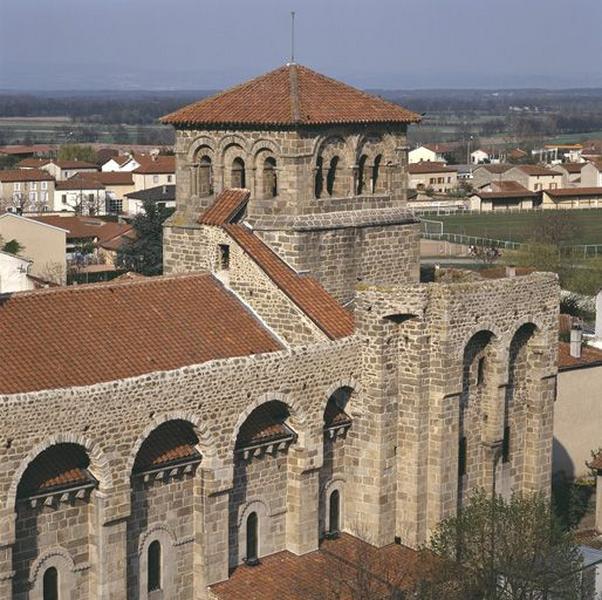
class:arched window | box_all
[329,490,340,534]
[357,155,368,194]
[326,156,339,196]
[147,540,161,592]
[43,566,58,600]
[371,154,382,193]
[198,155,212,196]
[315,156,324,199]
[232,157,246,188]
[263,157,277,198]
[246,512,259,564]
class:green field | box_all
[424,210,602,246]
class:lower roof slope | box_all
[0,273,282,394]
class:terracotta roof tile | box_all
[558,341,602,371]
[557,163,585,174]
[516,165,561,176]
[324,402,352,427]
[210,533,428,600]
[236,402,295,448]
[223,224,354,339]
[407,162,456,174]
[31,215,132,243]
[16,158,50,168]
[0,273,282,394]
[52,160,98,170]
[199,188,250,225]
[134,420,201,473]
[73,171,134,186]
[545,186,602,198]
[0,169,54,182]
[55,177,104,191]
[132,155,175,174]
[17,443,96,498]
[162,64,421,127]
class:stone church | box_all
[0,64,558,599]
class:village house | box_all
[582,159,602,187]
[554,162,585,187]
[54,177,107,215]
[0,212,67,284]
[470,180,538,211]
[124,184,176,215]
[470,148,490,164]
[408,143,456,163]
[541,187,602,209]
[0,250,35,293]
[68,171,136,213]
[0,64,559,600]
[407,161,458,193]
[131,154,176,191]
[41,159,99,181]
[0,168,55,213]
[506,164,563,192]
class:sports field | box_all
[424,210,602,245]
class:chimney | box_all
[570,323,583,359]
[595,290,602,342]
[162,185,167,194]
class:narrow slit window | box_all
[458,436,467,477]
[329,489,340,533]
[219,244,230,271]
[246,512,259,564]
[148,540,161,592]
[43,567,58,600]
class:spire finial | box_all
[290,11,296,64]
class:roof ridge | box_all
[288,63,302,123]
[0,271,213,301]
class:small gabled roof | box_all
[161,63,421,127]
[198,188,249,225]
[51,160,98,170]
[407,162,456,174]
[132,155,175,174]
[514,164,561,176]
[125,184,176,202]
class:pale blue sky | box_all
[1,0,601,90]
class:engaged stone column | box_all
[285,449,320,555]
[94,492,128,600]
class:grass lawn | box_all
[425,210,602,245]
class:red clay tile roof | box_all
[31,215,132,243]
[17,443,96,498]
[545,187,602,198]
[407,162,456,174]
[199,188,250,225]
[132,155,175,174]
[16,158,50,168]
[515,165,561,176]
[0,169,54,182]
[476,164,513,174]
[224,224,354,340]
[73,171,134,186]
[52,160,98,170]
[324,402,352,427]
[210,533,427,600]
[490,181,531,193]
[0,144,53,155]
[558,163,585,173]
[161,64,421,127]
[236,402,295,448]
[0,273,282,394]
[55,177,105,191]
[558,341,602,371]
[134,420,201,473]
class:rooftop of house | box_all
[51,160,98,170]
[558,341,602,371]
[557,162,585,173]
[16,158,50,168]
[0,168,54,182]
[475,164,513,174]
[545,186,602,198]
[131,154,175,174]
[407,162,456,175]
[55,177,105,191]
[210,533,428,600]
[72,171,134,186]
[476,181,537,198]
[0,272,283,394]
[161,63,421,127]
[422,142,458,153]
[125,184,175,202]
[514,164,561,176]
[0,144,54,155]
[31,215,132,243]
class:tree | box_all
[116,200,170,276]
[418,490,583,600]
[2,239,24,255]
[57,144,97,163]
